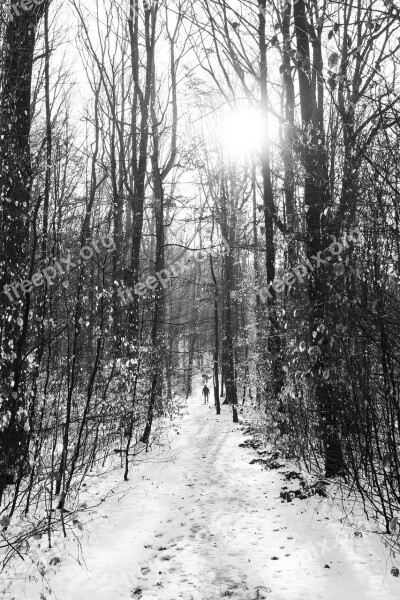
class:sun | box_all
[219,107,268,156]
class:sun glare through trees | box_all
[219,107,268,155]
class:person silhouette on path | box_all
[202,385,210,404]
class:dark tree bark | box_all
[0,3,50,500]
[258,0,284,400]
[127,1,155,344]
[293,0,346,477]
[140,120,165,444]
[219,186,238,422]
[210,248,221,415]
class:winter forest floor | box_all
[3,385,400,600]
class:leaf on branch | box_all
[383,452,393,472]
[328,52,339,68]
[389,517,399,534]
[0,515,10,528]
[304,372,314,389]
[327,76,337,90]
[73,519,84,531]
[334,263,345,276]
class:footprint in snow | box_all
[132,586,143,597]
[255,586,272,598]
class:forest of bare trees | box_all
[1,0,400,588]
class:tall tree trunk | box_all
[0,4,49,501]
[252,159,264,406]
[281,0,296,265]
[210,248,221,415]
[140,107,165,444]
[219,201,238,421]
[127,2,155,345]
[258,0,284,400]
[186,331,196,399]
[293,0,346,477]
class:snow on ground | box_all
[3,385,400,600]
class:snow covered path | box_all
[8,393,400,600]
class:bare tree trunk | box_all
[210,249,221,415]
[219,202,238,421]
[0,4,49,500]
[140,123,165,444]
[293,0,346,477]
[127,1,155,345]
[258,0,284,400]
